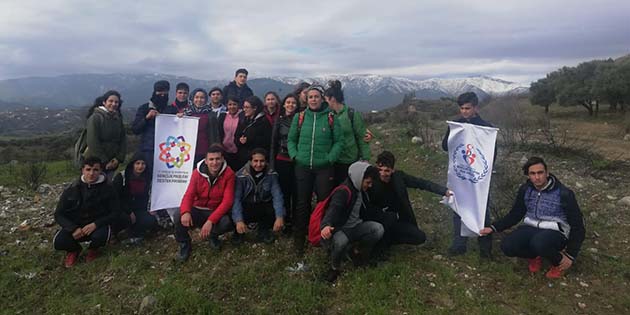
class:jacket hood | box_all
[124,152,148,176]
[80,173,106,186]
[197,159,227,179]
[348,161,370,190]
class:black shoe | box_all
[323,268,341,283]
[257,229,275,244]
[231,233,244,246]
[178,242,191,262]
[447,246,467,257]
[209,235,222,250]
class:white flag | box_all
[441,121,498,236]
[150,115,199,211]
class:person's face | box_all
[378,165,394,183]
[243,101,256,117]
[251,153,266,172]
[235,73,247,86]
[102,95,120,112]
[361,177,373,192]
[265,94,278,111]
[527,163,549,190]
[459,103,477,119]
[133,160,146,176]
[205,152,224,175]
[227,100,239,114]
[300,89,308,103]
[307,90,322,110]
[82,163,102,183]
[283,97,297,116]
[176,89,189,102]
[193,91,206,107]
[210,90,222,104]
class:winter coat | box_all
[234,112,272,164]
[270,113,296,166]
[183,104,222,158]
[441,115,494,152]
[132,101,179,153]
[54,174,120,231]
[84,106,127,164]
[287,104,344,169]
[112,154,150,214]
[490,174,585,260]
[180,160,235,224]
[332,105,371,164]
[222,81,253,106]
[231,163,284,223]
[369,171,447,226]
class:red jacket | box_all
[180,160,235,224]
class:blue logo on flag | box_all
[452,143,489,184]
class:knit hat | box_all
[153,80,170,92]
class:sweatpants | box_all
[293,165,334,253]
[173,208,234,243]
[500,225,568,265]
[53,225,111,252]
[325,221,384,269]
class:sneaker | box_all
[85,249,99,263]
[123,237,144,246]
[177,242,191,262]
[545,265,564,279]
[231,233,244,246]
[286,261,310,273]
[323,268,341,283]
[257,229,275,244]
[64,251,80,268]
[209,235,222,250]
[528,256,543,273]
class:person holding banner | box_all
[441,92,494,259]
[174,145,236,261]
[231,148,285,245]
[480,157,585,279]
[179,88,222,163]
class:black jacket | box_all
[441,115,494,152]
[131,101,179,152]
[54,176,120,232]
[222,81,253,106]
[369,170,447,226]
[112,154,150,214]
[320,178,382,230]
[270,113,295,167]
[234,112,272,163]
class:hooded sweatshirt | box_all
[112,153,150,214]
[180,159,235,224]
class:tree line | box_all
[530,55,630,115]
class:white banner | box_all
[441,121,498,236]
[150,114,199,211]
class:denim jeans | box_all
[324,221,384,269]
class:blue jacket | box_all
[131,101,179,152]
[232,163,285,223]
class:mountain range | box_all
[0,73,529,112]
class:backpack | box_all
[73,128,88,168]
[308,184,352,246]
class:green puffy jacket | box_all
[84,107,127,164]
[287,104,344,169]
[332,105,371,164]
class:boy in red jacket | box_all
[174,145,235,261]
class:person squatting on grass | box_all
[320,161,384,283]
[53,157,120,267]
[231,148,285,245]
[441,91,494,259]
[174,145,236,261]
[369,151,452,257]
[480,157,585,279]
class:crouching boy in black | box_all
[53,157,120,267]
[320,161,384,283]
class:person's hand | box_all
[239,136,247,144]
[146,109,158,120]
[81,223,97,236]
[106,158,119,170]
[479,227,493,236]
[364,129,373,142]
[273,217,284,232]
[72,228,85,240]
[200,220,213,240]
[181,212,193,227]
[130,212,136,225]
[321,226,334,240]
[558,252,573,270]
[236,221,248,234]
[444,190,453,197]
[176,112,184,118]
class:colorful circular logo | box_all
[158,135,192,169]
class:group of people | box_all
[54,69,585,284]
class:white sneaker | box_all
[286,261,310,273]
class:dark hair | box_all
[189,88,208,103]
[153,80,170,92]
[324,80,344,103]
[244,95,264,115]
[226,95,240,105]
[376,151,396,169]
[264,91,281,105]
[175,82,189,92]
[457,92,479,107]
[294,82,311,95]
[235,68,248,77]
[249,148,268,160]
[207,143,224,156]
[364,166,379,180]
[208,87,222,96]
[522,156,547,175]
[87,90,122,118]
[281,93,299,116]
[82,156,102,168]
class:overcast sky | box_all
[1,0,628,83]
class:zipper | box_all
[310,112,316,168]
[535,191,541,219]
